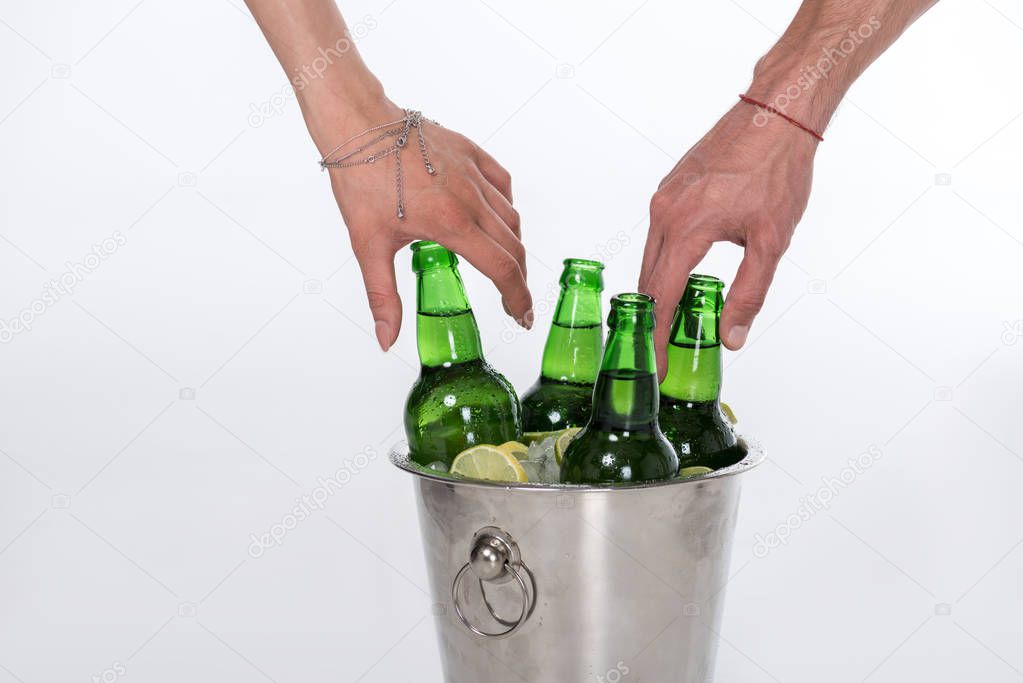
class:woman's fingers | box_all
[470,166,525,271]
[476,197,527,281]
[329,120,535,350]
[351,237,403,351]
[441,225,533,328]
[474,146,513,203]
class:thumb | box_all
[354,245,403,352]
[720,244,781,350]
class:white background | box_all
[2,0,1022,681]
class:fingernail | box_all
[727,325,749,348]
[374,320,392,352]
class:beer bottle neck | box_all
[415,266,483,368]
[589,295,659,430]
[661,274,724,402]
[541,284,603,384]
[661,342,722,403]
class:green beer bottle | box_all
[520,258,605,437]
[560,293,679,484]
[659,274,743,470]
[404,241,521,467]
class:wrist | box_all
[719,100,820,164]
[295,69,400,156]
[747,39,856,134]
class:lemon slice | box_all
[497,440,529,460]
[679,466,714,478]
[523,430,559,446]
[554,427,583,466]
[450,444,529,483]
[720,401,737,425]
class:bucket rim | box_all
[389,435,765,492]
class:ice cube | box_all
[538,457,561,485]
[529,436,560,484]
[520,436,560,484]
[521,459,544,482]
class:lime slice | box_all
[554,427,583,466]
[679,466,714,478]
[720,401,737,425]
[450,444,529,483]
[497,440,529,460]
[523,431,559,446]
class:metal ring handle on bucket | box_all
[450,526,535,639]
[479,562,536,627]
[451,561,531,639]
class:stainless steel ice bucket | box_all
[391,439,765,683]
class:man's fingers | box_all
[638,222,663,294]
[639,189,675,292]
[720,239,783,350]
[474,147,513,203]
[442,229,533,328]
[641,239,711,381]
[353,242,403,352]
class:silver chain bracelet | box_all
[319,109,436,219]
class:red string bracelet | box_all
[738,94,824,142]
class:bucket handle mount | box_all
[451,526,536,639]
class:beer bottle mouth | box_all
[561,258,605,289]
[563,258,604,271]
[687,273,724,291]
[613,293,654,310]
[411,240,458,272]
[680,274,724,315]
[608,293,656,330]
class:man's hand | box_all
[640,103,817,375]
[639,0,939,377]
[323,99,530,351]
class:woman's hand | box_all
[317,98,530,351]
[243,0,530,352]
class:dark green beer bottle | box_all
[560,293,678,484]
[404,241,521,467]
[659,274,743,470]
[520,258,604,437]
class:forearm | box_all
[244,0,391,152]
[746,0,938,133]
